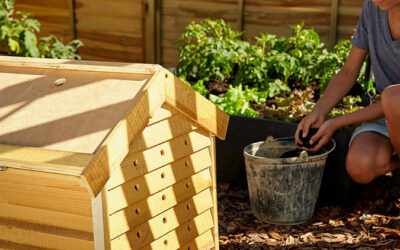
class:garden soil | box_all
[218,172,400,249]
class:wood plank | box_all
[209,134,219,250]
[142,218,214,250]
[110,195,214,249]
[108,129,211,189]
[81,69,166,198]
[164,71,229,140]
[108,168,213,239]
[178,229,215,250]
[129,112,198,155]
[0,168,92,216]
[91,190,110,250]
[0,56,161,74]
[0,144,92,176]
[107,148,212,214]
[0,202,92,234]
[147,104,176,126]
[0,224,94,250]
[109,185,213,239]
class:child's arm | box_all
[295,46,369,146]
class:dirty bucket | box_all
[243,137,336,225]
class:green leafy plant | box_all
[175,19,375,121]
[0,0,83,59]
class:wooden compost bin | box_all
[0,56,229,249]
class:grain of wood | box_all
[164,71,229,140]
[111,204,214,249]
[178,229,215,250]
[0,224,94,250]
[0,168,92,216]
[107,148,212,214]
[107,129,211,189]
[109,186,213,239]
[0,202,92,234]
[0,144,92,176]
[209,134,220,250]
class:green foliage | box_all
[209,84,266,117]
[176,19,375,120]
[0,0,83,59]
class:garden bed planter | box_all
[216,115,356,205]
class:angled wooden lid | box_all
[0,56,229,197]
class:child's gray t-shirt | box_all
[351,0,400,93]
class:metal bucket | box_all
[243,137,336,225]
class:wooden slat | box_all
[109,184,213,239]
[209,134,219,250]
[129,112,198,155]
[164,71,229,140]
[0,224,94,250]
[108,129,211,189]
[0,202,92,234]
[0,56,161,74]
[147,103,176,126]
[91,190,110,250]
[107,148,212,214]
[111,202,214,249]
[0,168,92,217]
[81,69,166,198]
[140,210,214,250]
[330,0,339,49]
[108,168,212,239]
[0,144,92,176]
[178,229,215,250]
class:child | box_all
[295,0,400,184]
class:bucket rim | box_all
[243,137,336,162]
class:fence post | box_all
[144,0,156,63]
[237,0,244,38]
[330,0,339,50]
[68,0,77,40]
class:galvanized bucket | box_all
[243,137,336,225]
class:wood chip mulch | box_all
[218,174,400,249]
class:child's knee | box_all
[346,151,375,184]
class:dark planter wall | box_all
[216,115,355,205]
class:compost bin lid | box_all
[0,56,159,154]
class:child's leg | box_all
[346,131,396,184]
[382,84,400,154]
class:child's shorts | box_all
[349,117,389,146]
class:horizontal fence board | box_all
[178,229,215,250]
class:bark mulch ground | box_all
[218,173,400,249]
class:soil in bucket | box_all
[243,137,335,225]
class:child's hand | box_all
[306,119,337,153]
[295,111,324,147]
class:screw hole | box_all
[184,139,188,145]
[185,182,190,189]
[135,208,140,215]
[186,203,191,210]
[165,74,168,78]
[164,240,168,245]
[161,172,165,179]
[137,231,141,238]
[184,161,189,167]
[162,217,167,224]
[187,225,191,232]
[134,184,140,191]
[162,194,166,200]
[133,160,138,166]
[188,247,191,250]
[160,149,165,155]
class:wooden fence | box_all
[15,0,364,67]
